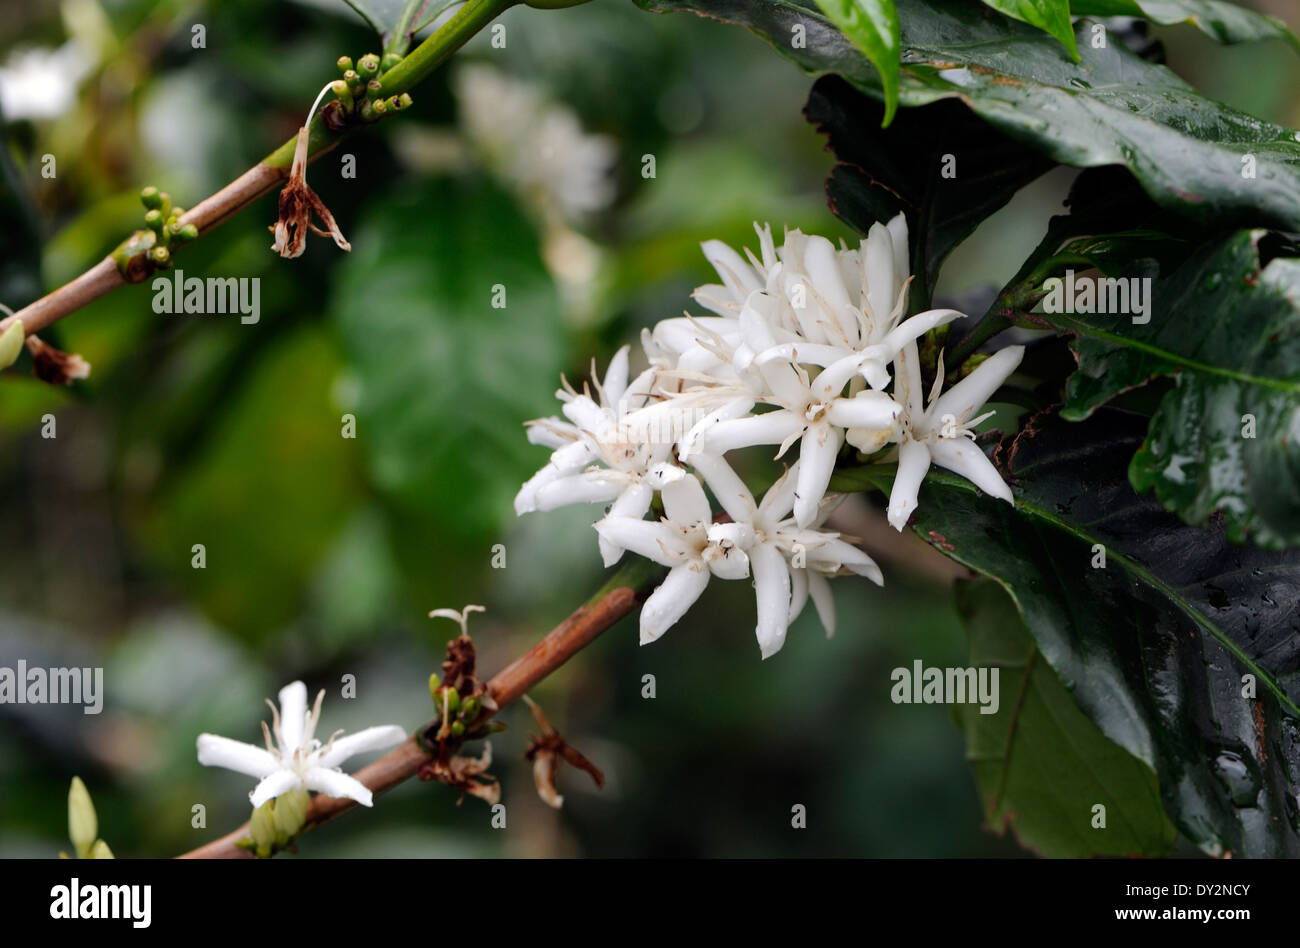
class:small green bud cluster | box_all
[112,187,198,280]
[330,51,412,128]
[427,675,499,743]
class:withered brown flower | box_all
[26,335,91,386]
[270,125,351,258]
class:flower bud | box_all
[366,78,382,100]
[337,55,354,75]
[149,245,170,267]
[273,786,309,840]
[428,673,441,699]
[176,223,199,243]
[330,79,353,111]
[439,686,460,714]
[249,800,276,858]
[357,53,380,78]
[144,209,165,233]
[461,694,481,723]
[450,721,466,738]
[89,840,114,859]
[140,185,162,209]
[0,321,25,370]
[68,777,97,859]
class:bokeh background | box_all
[1,0,1297,858]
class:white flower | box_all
[594,472,751,646]
[691,454,882,658]
[196,681,406,808]
[886,340,1025,531]
[515,346,687,565]
[0,41,94,122]
[454,63,615,220]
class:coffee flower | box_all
[886,340,1024,531]
[196,681,406,808]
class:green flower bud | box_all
[0,321,25,371]
[149,245,170,267]
[68,777,97,860]
[428,673,442,699]
[357,53,380,78]
[370,97,387,116]
[439,686,460,714]
[175,223,199,243]
[380,52,403,72]
[337,55,354,75]
[449,721,466,738]
[343,69,362,93]
[140,186,162,209]
[144,209,165,233]
[330,79,354,111]
[157,192,173,218]
[273,787,309,840]
[366,78,382,100]
[249,800,276,858]
[461,695,481,723]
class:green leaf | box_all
[980,0,1077,59]
[811,0,901,125]
[340,0,418,38]
[993,193,1300,549]
[330,176,567,544]
[805,74,1053,303]
[836,409,1300,857]
[955,580,1177,856]
[1071,0,1300,52]
[632,0,1300,230]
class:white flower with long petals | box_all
[692,454,882,658]
[594,472,751,645]
[886,340,1024,531]
[196,681,406,808]
[516,347,688,564]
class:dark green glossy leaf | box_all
[805,74,1053,303]
[811,0,901,124]
[996,215,1300,549]
[1072,0,1300,51]
[981,0,1076,58]
[330,176,567,544]
[836,409,1300,856]
[633,0,1300,230]
[956,579,1177,856]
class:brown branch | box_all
[177,561,660,859]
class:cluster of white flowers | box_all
[515,214,1024,659]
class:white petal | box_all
[610,480,655,518]
[690,453,756,523]
[316,725,408,770]
[930,344,1024,425]
[534,471,624,511]
[808,571,837,637]
[602,345,631,409]
[887,438,931,531]
[639,562,711,645]
[803,235,858,344]
[880,308,965,355]
[864,221,898,335]
[825,391,900,431]
[196,734,279,778]
[278,681,309,752]
[702,239,763,300]
[698,411,804,455]
[887,212,910,286]
[249,769,302,808]
[893,339,924,420]
[305,768,375,807]
[751,543,792,659]
[594,517,692,566]
[788,566,809,625]
[928,437,1014,503]
[661,471,713,525]
[793,423,842,528]
[758,461,800,522]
